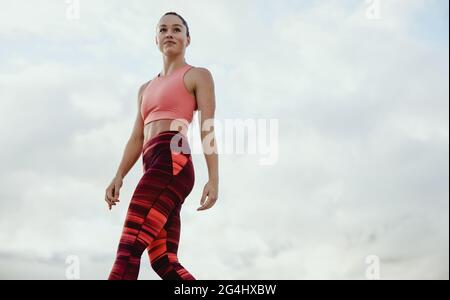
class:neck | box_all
[160,56,187,76]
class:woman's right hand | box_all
[105,176,123,210]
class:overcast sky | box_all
[0,0,448,279]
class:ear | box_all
[155,36,158,46]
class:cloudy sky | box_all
[0,0,448,280]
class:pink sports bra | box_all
[141,64,198,126]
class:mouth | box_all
[164,41,175,45]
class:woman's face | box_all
[155,15,190,55]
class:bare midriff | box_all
[143,118,189,145]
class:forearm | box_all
[115,136,144,179]
[201,130,219,182]
[205,152,218,182]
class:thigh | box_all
[147,204,182,250]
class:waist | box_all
[143,119,189,145]
[142,129,191,158]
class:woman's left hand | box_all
[197,179,218,211]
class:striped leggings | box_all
[108,130,196,280]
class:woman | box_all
[105,12,219,280]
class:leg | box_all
[109,131,195,280]
[108,168,177,280]
[147,204,196,280]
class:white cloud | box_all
[0,0,448,279]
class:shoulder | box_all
[137,80,151,104]
[188,67,214,89]
[189,66,213,80]
[139,80,151,93]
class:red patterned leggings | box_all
[109,130,196,280]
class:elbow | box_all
[130,134,144,145]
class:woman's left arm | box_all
[194,67,219,211]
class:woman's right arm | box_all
[105,82,148,210]
[114,83,147,179]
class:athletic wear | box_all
[141,64,198,126]
[109,130,196,280]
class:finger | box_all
[107,196,114,209]
[106,192,116,207]
[111,187,116,200]
[105,196,111,210]
[107,187,114,200]
[105,194,112,205]
[107,192,115,203]
[197,197,212,211]
[114,186,120,200]
[198,195,208,210]
[200,190,208,205]
[203,200,213,210]
[203,197,218,210]
[105,195,113,209]
[112,190,119,202]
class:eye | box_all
[160,28,181,32]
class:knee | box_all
[150,254,180,273]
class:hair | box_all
[162,12,190,38]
